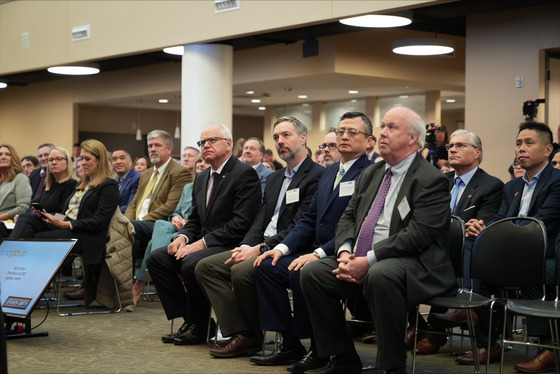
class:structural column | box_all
[425,91,441,125]
[181,44,233,150]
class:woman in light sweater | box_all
[0,144,32,225]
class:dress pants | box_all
[146,245,226,324]
[255,256,311,337]
[135,219,177,283]
[195,251,260,337]
[301,257,409,371]
[130,220,154,259]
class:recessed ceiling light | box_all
[400,95,409,99]
[163,46,184,56]
[246,90,255,95]
[446,99,456,103]
[348,90,359,94]
[0,82,7,89]
[47,64,100,75]
[392,38,455,56]
[251,99,261,103]
[340,13,412,28]
[158,99,169,104]
[302,103,310,107]
[298,95,308,99]
[350,99,357,103]
[258,106,266,111]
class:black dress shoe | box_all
[249,344,306,366]
[306,357,362,374]
[287,351,329,373]
[173,323,205,345]
[162,321,191,343]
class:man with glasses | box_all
[249,112,372,371]
[410,129,503,355]
[147,124,261,347]
[319,130,340,167]
[195,117,323,358]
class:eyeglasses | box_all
[48,157,67,163]
[196,137,228,148]
[319,143,337,151]
[511,162,522,169]
[335,128,369,137]
[445,142,476,151]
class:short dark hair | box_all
[38,143,54,151]
[22,155,39,167]
[339,112,373,136]
[518,122,553,146]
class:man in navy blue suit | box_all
[111,149,141,213]
[251,112,373,371]
[461,122,560,372]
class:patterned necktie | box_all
[333,163,345,190]
[135,169,159,219]
[355,168,392,257]
[450,177,463,214]
[33,169,46,199]
[207,172,220,207]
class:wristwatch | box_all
[260,242,269,253]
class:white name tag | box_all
[339,180,355,197]
[286,188,300,204]
[398,197,411,220]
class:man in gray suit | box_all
[242,137,273,196]
[301,107,457,374]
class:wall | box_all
[465,3,560,181]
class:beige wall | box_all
[465,2,560,181]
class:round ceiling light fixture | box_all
[340,12,412,28]
[0,82,7,89]
[163,46,184,56]
[47,63,100,75]
[392,38,455,56]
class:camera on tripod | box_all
[523,99,545,121]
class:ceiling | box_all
[0,0,557,116]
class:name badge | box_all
[286,188,300,204]
[339,180,355,197]
[398,197,411,220]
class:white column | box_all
[181,44,233,151]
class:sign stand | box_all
[4,314,48,339]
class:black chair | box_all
[500,219,556,374]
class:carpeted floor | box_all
[4,285,543,374]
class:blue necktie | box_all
[450,177,463,214]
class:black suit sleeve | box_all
[70,179,120,232]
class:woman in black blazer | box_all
[25,139,119,298]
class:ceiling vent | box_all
[215,0,239,13]
[72,25,91,42]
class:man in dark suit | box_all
[458,122,560,372]
[111,149,140,213]
[29,143,54,201]
[147,123,261,347]
[250,112,373,370]
[125,130,192,260]
[242,137,273,196]
[300,107,457,374]
[195,117,324,357]
[412,129,504,354]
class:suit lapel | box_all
[357,162,385,227]
[389,154,421,234]
[278,158,310,217]
[529,164,551,213]
[206,156,236,213]
[507,178,525,217]
[455,168,481,214]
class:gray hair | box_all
[273,116,308,136]
[184,146,200,155]
[450,129,483,163]
[409,116,426,150]
[205,123,232,140]
[147,130,173,147]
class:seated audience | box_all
[29,143,54,200]
[300,107,456,374]
[134,155,150,174]
[0,144,32,237]
[195,156,210,173]
[21,156,39,176]
[550,148,560,170]
[264,148,283,171]
[181,146,200,176]
[261,161,275,171]
[73,157,84,181]
[146,123,261,347]
[241,137,273,196]
[365,134,380,161]
[111,149,140,213]
[195,117,323,357]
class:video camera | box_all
[523,99,545,121]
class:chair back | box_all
[470,217,547,290]
[449,215,466,279]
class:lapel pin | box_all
[467,195,472,198]
[515,191,519,197]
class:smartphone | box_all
[31,202,42,211]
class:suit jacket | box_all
[0,173,32,218]
[242,155,324,248]
[28,167,44,199]
[255,163,274,196]
[446,168,504,223]
[63,178,120,264]
[118,169,141,213]
[336,153,457,307]
[282,154,371,256]
[124,159,192,221]
[178,156,261,248]
[493,163,560,258]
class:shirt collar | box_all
[455,166,478,186]
[385,152,416,177]
[154,157,172,175]
[522,162,548,184]
[211,155,232,175]
[285,156,306,178]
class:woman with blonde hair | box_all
[0,144,32,222]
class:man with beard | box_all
[320,130,340,167]
[195,117,324,357]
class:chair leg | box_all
[466,309,481,374]
[411,306,420,374]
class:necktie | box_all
[33,169,46,199]
[450,177,463,214]
[116,177,122,190]
[333,163,345,189]
[207,172,220,207]
[135,169,159,219]
[355,168,392,257]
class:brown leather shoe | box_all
[514,349,556,373]
[415,331,447,355]
[456,344,501,365]
[405,327,418,351]
[63,287,85,300]
[428,309,478,329]
[209,334,260,358]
